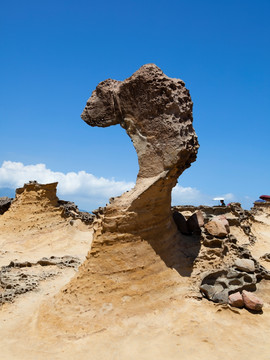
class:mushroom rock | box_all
[43,64,199,332]
[80,64,198,240]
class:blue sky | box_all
[0,0,269,210]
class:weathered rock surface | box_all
[216,215,230,233]
[205,217,229,237]
[200,268,257,304]
[58,200,95,224]
[0,196,13,215]
[228,292,244,308]
[242,290,263,311]
[198,229,270,305]
[44,64,199,330]
[234,258,255,272]
[0,181,94,232]
[0,181,64,235]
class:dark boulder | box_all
[173,211,190,235]
[0,197,13,215]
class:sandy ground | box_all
[0,205,270,359]
[0,275,270,360]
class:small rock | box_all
[234,258,255,272]
[204,217,229,237]
[216,215,230,233]
[242,290,263,311]
[228,292,244,308]
[261,253,270,262]
[187,210,204,234]
[173,211,190,235]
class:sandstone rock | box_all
[187,210,204,234]
[0,181,93,236]
[234,258,255,272]
[81,63,198,244]
[53,64,199,326]
[216,215,230,233]
[228,292,244,308]
[173,211,190,235]
[204,217,228,237]
[242,290,263,311]
[16,181,60,206]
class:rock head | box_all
[40,64,199,333]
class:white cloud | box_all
[0,161,235,210]
[172,184,206,205]
[0,161,134,209]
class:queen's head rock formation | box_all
[81,63,199,240]
[39,64,200,333]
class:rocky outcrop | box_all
[173,203,257,244]
[45,64,199,329]
[58,200,95,224]
[0,181,64,235]
[0,181,93,308]
[80,64,198,240]
[80,63,198,248]
[171,204,270,308]
[198,230,270,305]
[0,181,94,231]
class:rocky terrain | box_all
[0,64,270,359]
[0,181,93,306]
[0,182,269,359]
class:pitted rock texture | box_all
[81,64,198,240]
[44,64,199,331]
[0,256,81,305]
[198,231,270,305]
[58,200,95,224]
[82,63,198,180]
[200,268,257,304]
